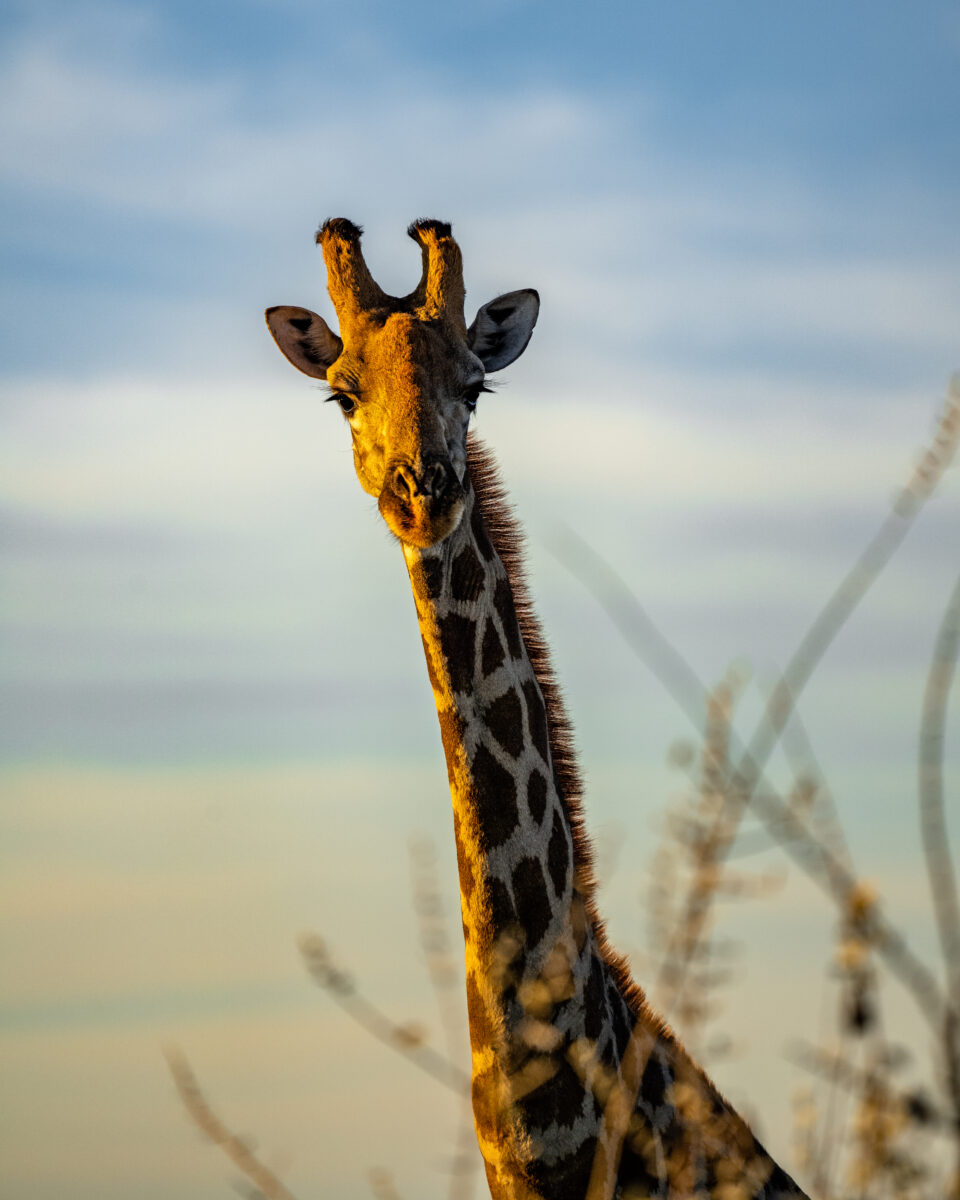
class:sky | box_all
[1,2,959,1197]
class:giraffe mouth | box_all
[379,485,466,548]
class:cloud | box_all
[3,372,955,535]
[0,9,234,207]
[2,365,953,777]
[0,11,610,230]
[2,6,955,384]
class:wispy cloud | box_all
[2,5,955,388]
[2,374,954,530]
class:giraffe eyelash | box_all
[464,382,496,408]
[320,376,361,399]
[317,381,495,402]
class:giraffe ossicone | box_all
[266,219,808,1200]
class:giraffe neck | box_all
[402,439,806,1200]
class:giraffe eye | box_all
[463,384,483,412]
[334,393,357,416]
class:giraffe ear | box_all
[467,289,539,372]
[265,306,343,379]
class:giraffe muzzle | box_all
[392,459,451,501]
[379,456,465,548]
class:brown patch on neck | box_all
[465,434,652,1026]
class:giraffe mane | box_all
[466,434,668,1037]
[462,435,766,1157]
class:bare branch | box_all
[164,1047,300,1200]
[919,575,960,1002]
[408,835,464,1058]
[919,574,960,1170]
[298,932,470,1096]
[741,378,959,802]
[552,380,960,1035]
[408,837,480,1200]
[786,1042,951,1134]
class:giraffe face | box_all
[266,219,539,548]
[325,310,485,547]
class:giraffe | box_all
[266,218,808,1200]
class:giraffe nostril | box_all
[393,460,451,500]
[427,462,448,499]
[394,466,413,497]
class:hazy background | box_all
[1,2,958,1196]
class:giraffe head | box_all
[266,219,539,548]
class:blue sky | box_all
[1,2,958,1197]
[2,0,958,385]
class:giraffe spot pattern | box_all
[518,1055,593,1142]
[617,1142,670,1199]
[438,708,465,786]
[470,498,495,562]
[526,768,548,825]
[608,985,632,1059]
[584,956,606,1042]
[546,808,570,899]
[420,633,441,693]
[471,1065,505,1143]
[595,1024,616,1070]
[494,577,524,659]
[760,1162,802,1196]
[485,687,525,758]
[450,543,486,602]
[510,857,552,950]
[639,1048,669,1110]
[569,892,589,952]
[481,616,506,677]
[420,556,445,600]
[521,679,550,764]
[470,743,519,849]
[452,809,474,903]
[487,874,516,932]
[527,1132,598,1200]
[465,970,496,1050]
[439,612,477,695]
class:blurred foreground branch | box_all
[552,378,960,1034]
[164,1046,301,1200]
[920,574,960,1005]
[298,932,470,1096]
[740,377,959,813]
[919,575,960,1164]
[409,837,480,1200]
[787,1041,950,1134]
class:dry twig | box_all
[298,932,470,1095]
[918,575,960,1160]
[552,379,960,1035]
[409,836,481,1200]
[164,1047,300,1200]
